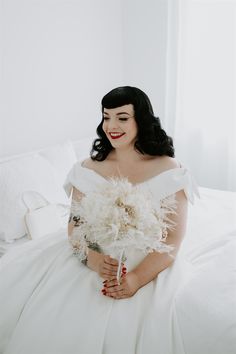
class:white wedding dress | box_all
[0,162,235,354]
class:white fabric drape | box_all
[165,0,236,192]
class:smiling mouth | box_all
[109,133,125,140]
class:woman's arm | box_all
[104,189,188,299]
[68,187,120,280]
[68,187,84,237]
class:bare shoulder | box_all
[150,156,180,174]
[81,157,98,169]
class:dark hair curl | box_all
[91,86,174,161]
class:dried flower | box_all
[71,178,176,267]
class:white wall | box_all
[0,0,124,157]
[0,0,170,158]
[122,0,168,125]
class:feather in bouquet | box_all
[70,178,177,281]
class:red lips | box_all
[109,133,125,140]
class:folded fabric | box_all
[22,191,69,240]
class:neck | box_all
[111,146,145,164]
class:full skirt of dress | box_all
[0,228,235,354]
[0,230,193,354]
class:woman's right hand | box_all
[87,249,120,280]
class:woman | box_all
[0,86,198,354]
[68,86,188,301]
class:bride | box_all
[1,86,200,354]
[69,86,188,300]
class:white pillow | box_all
[0,154,69,242]
[40,141,77,187]
[73,136,95,161]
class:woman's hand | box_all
[87,249,121,281]
[102,271,140,299]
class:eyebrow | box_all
[103,111,132,116]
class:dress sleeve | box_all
[181,168,200,204]
[63,162,78,198]
[63,161,92,197]
[148,167,200,204]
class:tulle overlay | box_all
[0,162,235,354]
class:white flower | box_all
[71,178,176,259]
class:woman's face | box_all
[102,104,138,149]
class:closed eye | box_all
[119,118,129,121]
[103,117,129,121]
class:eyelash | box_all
[103,117,129,121]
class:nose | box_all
[107,117,119,130]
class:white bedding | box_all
[0,138,235,353]
[0,138,94,244]
[181,187,236,257]
[0,181,235,353]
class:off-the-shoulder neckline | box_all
[78,160,186,187]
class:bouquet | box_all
[70,178,176,280]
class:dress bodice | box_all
[64,159,199,204]
[64,160,199,271]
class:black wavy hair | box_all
[91,86,174,161]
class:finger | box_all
[106,275,125,286]
[102,276,113,282]
[101,273,117,281]
[102,270,118,279]
[104,288,127,299]
[104,279,119,288]
[106,285,124,295]
[103,264,118,274]
[122,266,127,274]
[103,261,119,271]
[104,259,119,268]
[113,293,127,299]
[104,256,119,266]
[108,289,126,298]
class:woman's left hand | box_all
[102,271,140,299]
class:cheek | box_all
[130,122,138,136]
[102,121,107,132]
